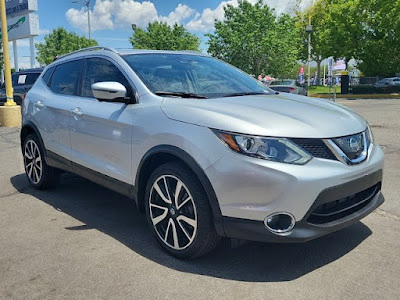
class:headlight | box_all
[366,124,374,145]
[213,130,312,165]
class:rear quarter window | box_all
[42,67,54,86]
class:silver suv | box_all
[21,47,384,258]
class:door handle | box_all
[34,101,44,109]
[71,107,83,117]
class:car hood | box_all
[161,93,367,138]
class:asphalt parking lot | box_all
[1,98,399,300]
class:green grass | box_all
[308,85,341,96]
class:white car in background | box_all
[374,77,400,88]
[269,79,308,96]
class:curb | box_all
[311,94,400,99]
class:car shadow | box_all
[11,173,372,282]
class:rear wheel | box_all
[23,134,59,189]
[145,162,220,258]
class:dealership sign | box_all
[5,0,38,17]
[0,13,39,41]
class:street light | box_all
[72,0,91,39]
[306,18,313,96]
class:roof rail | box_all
[55,46,117,61]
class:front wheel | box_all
[145,162,220,259]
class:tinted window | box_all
[271,80,293,86]
[81,58,131,98]
[50,60,84,95]
[12,74,18,86]
[42,67,54,86]
[25,73,41,85]
[15,74,28,85]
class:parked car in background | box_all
[269,79,307,96]
[0,68,43,105]
[374,77,400,88]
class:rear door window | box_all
[49,60,84,96]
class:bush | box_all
[350,85,400,94]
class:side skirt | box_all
[47,151,138,201]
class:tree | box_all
[324,0,362,65]
[297,0,333,84]
[36,27,98,65]
[129,22,200,51]
[297,0,400,77]
[206,0,299,78]
[355,0,400,76]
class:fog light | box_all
[264,213,295,235]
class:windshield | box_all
[123,53,272,98]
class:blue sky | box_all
[11,0,311,68]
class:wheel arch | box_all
[135,145,225,236]
[20,122,47,160]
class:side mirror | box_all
[91,82,128,102]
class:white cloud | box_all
[66,0,314,34]
[187,0,313,32]
[187,0,242,32]
[67,0,195,32]
[159,4,196,26]
[264,0,313,15]
[39,29,51,35]
[67,0,115,31]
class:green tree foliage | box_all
[298,0,400,77]
[129,22,200,51]
[206,0,299,78]
[36,27,98,65]
[297,1,334,83]
[355,0,400,76]
[323,0,361,63]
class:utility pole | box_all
[306,16,313,96]
[0,0,14,106]
[72,0,91,39]
[0,0,21,127]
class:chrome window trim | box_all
[323,131,369,165]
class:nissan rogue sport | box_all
[21,47,384,258]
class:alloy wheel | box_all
[24,139,43,184]
[149,175,198,250]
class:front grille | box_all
[307,183,381,224]
[291,138,337,160]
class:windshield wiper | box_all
[222,92,269,97]
[155,91,208,99]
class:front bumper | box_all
[205,144,384,242]
[221,171,384,242]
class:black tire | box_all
[22,134,60,190]
[145,162,220,259]
[14,96,22,106]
